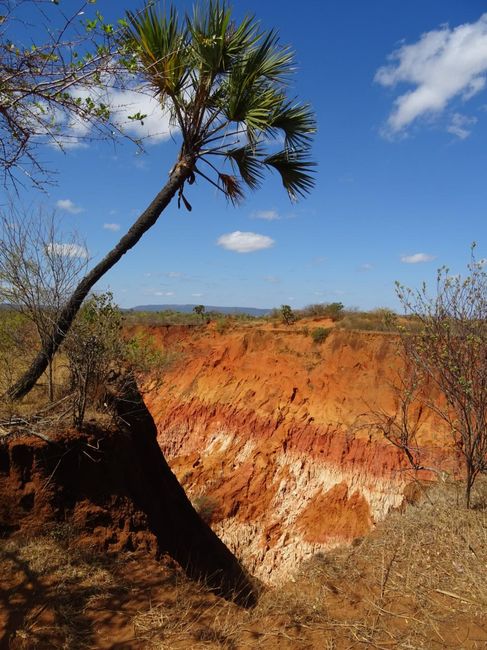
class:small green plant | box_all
[311,327,331,344]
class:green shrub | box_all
[311,327,331,344]
[215,317,230,334]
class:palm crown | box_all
[121,1,316,205]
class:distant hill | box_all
[130,304,271,317]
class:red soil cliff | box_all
[140,321,454,584]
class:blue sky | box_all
[10,0,487,310]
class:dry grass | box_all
[298,478,487,649]
[0,525,122,649]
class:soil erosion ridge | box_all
[140,320,452,584]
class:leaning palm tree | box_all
[8,0,316,400]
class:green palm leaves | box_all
[121,1,316,203]
[123,6,189,100]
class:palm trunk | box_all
[7,161,192,401]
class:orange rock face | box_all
[139,321,454,583]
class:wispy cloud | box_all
[46,242,88,258]
[103,223,120,232]
[401,253,436,264]
[263,275,280,283]
[251,209,281,221]
[217,231,275,254]
[358,262,374,271]
[307,255,326,267]
[56,199,83,214]
[375,13,487,136]
[447,112,478,139]
[153,291,175,297]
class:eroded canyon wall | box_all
[141,321,451,583]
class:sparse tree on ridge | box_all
[280,304,295,325]
[8,0,316,400]
[193,304,206,319]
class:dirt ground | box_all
[1,479,486,649]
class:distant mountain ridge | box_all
[130,304,271,317]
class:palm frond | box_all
[187,1,230,75]
[270,100,316,148]
[244,30,294,83]
[224,143,265,190]
[223,79,283,141]
[122,5,189,99]
[187,2,260,76]
[264,150,316,201]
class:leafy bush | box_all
[311,327,331,344]
[65,292,124,428]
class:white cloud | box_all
[48,81,177,149]
[401,253,436,264]
[154,291,175,297]
[103,223,120,232]
[446,112,478,139]
[359,263,374,271]
[56,199,83,214]
[192,293,204,297]
[375,14,487,135]
[46,242,88,258]
[252,209,280,221]
[264,275,280,283]
[166,271,185,278]
[217,231,275,253]
[106,86,176,143]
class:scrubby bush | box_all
[311,327,331,344]
[337,308,399,332]
[65,292,124,428]
[215,317,230,334]
[125,309,203,327]
[299,302,344,321]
